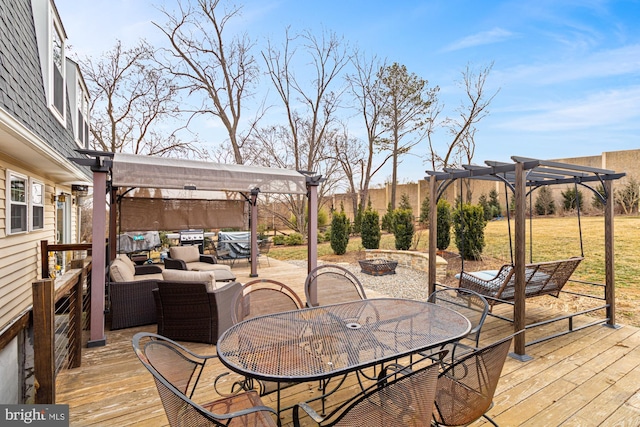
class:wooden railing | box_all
[32,241,92,404]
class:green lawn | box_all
[269,215,640,288]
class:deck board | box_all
[56,258,640,426]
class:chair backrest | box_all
[433,334,514,426]
[133,332,276,427]
[132,333,220,426]
[232,279,303,324]
[258,240,271,254]
[155,281,217,344]
[304,264,367,307]
[327,359,440,426]
[428,287,489,347]
[169,245,201,263]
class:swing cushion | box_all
[458,257,583,308]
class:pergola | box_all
[74,151,322,347]
[426,156,625,360]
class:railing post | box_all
[68,260,85,368]
[40,240,49,279]
[32,279,55,403]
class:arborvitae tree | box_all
[561,187,583,211]
[361,202,381,249]
[381,202,394,233]
[398,193,412,211]
[419,195,430,226]
[393,208,414,250]
[488,189,502,217]
[436,199,452,251]
[330,204,349,255]
[478,193,492,221]
[453,203,486,261]
[535,186,556,215]
[592,184,605,211]
[352,202,364,235]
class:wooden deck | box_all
[56,258,640,426]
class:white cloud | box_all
[442,27,515,52]
[495,86,640,132]
[497,44,640,86]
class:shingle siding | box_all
[0,0,80,161]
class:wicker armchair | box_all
[433,334,514,426]
[153,280,241,344]
[108,254,164,330]
[132,332,277,427]
[293,355,441,427]
[304,264,367,307]
[164,245,236,282]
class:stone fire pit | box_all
[358,258,398,276]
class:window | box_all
[76,80,89,147]
[31,180,44,230]
[7,171,27,234]
[51,16,65,120]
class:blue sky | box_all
[55,0,640,185]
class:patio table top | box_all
[216,297,471,383]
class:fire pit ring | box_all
[358,259,398,276]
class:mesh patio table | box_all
[217,298,471,416]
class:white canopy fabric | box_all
[111,153,308,195]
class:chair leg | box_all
[483,414,500,426]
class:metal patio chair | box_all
[132,332,277,427]
[433,333,515,427]
[304,264,367,307]
[293,354,442,427]
[215,279,305,397]
[421,286,490,364]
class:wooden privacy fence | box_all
[33,242,92,404]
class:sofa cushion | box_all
[162,269,218,292]
[169,246,200,263]
[109,259,135,282]
[116,254,136,275]
[133,272,164,281]
[186,262,231,272]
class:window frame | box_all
[75,79,90,148]
[49,7,66,124]
[30,179,45,231]
[6,170,29,235]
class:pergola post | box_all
[249,188,259,277]
[510,161,531,361]
[88,164,108,347]
[307,179,319,276]
[604,179,619,328]
[428,175,438,296]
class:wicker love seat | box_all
[458,257,583,310]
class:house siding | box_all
[0,0,91,404]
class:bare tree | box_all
[342,51,395,219]
[379,63,439,209]
[82,40,195,156]
[256,28,350,235]
[155,0,260,164]
[431,62,498,170]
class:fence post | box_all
[32,279,55,404]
